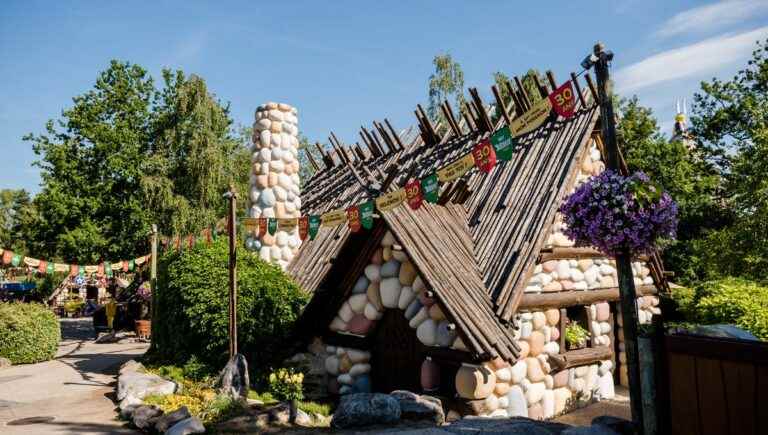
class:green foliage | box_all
[248,390,278,404]
[150,239,308,373]
[565,323,589,347]
[427,53,466,123]
[671,278,768,339]
[298,400,333,417]
[0,189,33,253]
[0,302,60,364]
[63,298,85,315]
[268,367,304,402]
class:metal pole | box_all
[225,187,238,358]
[591,42,644,432]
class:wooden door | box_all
[371,309,423,394]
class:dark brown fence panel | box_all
[663,334,768,435]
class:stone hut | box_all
[277,72,668,419]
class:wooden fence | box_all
[662,333,768,435]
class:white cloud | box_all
[655,0,768,39]
[615,26,768,92]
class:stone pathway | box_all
[0,318,150,434]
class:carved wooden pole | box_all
[224,186,238,358]
[591,42,644,432]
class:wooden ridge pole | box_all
[570,72,587,108]
[590,42,644,433]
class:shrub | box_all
[671,277,768,340]
[268,367,304,401]
[565,323,589,348]
[150,239,309,375]
[0,302,61,364]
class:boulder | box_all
[118,395,143,419]
[130,405,163,430]
[347,314,375,335]
[404,298,423,320]
[381,231,396,247]
[595,302,610,322]
[525,382,546,405]
[380,277,402,308]
[153,406,191,433]
[347,349,371,364]
[215,414,269,433]
[496,367,512,383]
[532,312,547,330]
[542,390,555,419]
[392,250,409,262]
[338,302,354,322]
[392,390,445,424]
[553,370,569,388]
[429,304,446,321]
[597,373,615,399]
[436,320,456,347]
[495,382,511,396]
[455,364,496,400]
[399,261,417,285]
[409,306,429,328]
[554,387,571,414]
[420,360,441,391]
[528,403,544,420]
[216,354,250,398]
[117,362,177,401]
[364,303,382,321]
[349,363,371,377]
[331,393,401,429]
[518,340,530,359]
[166,416,205,435]
[412,276,426,293]
[364,264,381,282]
[348,294,367,313]
[370,249,383,265]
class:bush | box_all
[268,367,304,401]
[671,277,768,339]
[0,302,61,364]
[150,239,309,376]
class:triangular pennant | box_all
[258,217,268,238]
[211,225,218,241]
[128,259,135,272]
[549,80,577,118]
[23,257,40,268]
[187,234,194,249]
[437,153,475,182]
[70,264,79,276]
[299,216,310,241]
[421,173,440,204]
[122,261,129,273]
[491,126,516,161]
[104,262,112,278]
[472,138,497,173]
[54,263,69,273]
[243,218,259,238]
[46,262,55,274]
[11,254,22,267]
[2,250,13,265]
[38,260,48,274]
[405,179,424,210]
[308,215,321,240]
[78,265,85,277]
[85,265,99,275]
[346,205,361,232]
[321,209,347,227]
[174,236,181,252]
[98,263,105,276]
[267,218,277,235]
[359,201,375,229]
[375,189,406,212]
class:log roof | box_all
[286,75,667,361]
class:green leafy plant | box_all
[0,302,60,364]
[63,298,85,315]
[268,368,304,402]
[565,323,590,348]
[150,239,309,374]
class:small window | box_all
[563,306,591,350]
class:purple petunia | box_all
[559,170,678,256]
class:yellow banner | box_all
[135,255,148,265]
[54,263,69,273]
[23,257,40,267]
[321,209,347,227]
[510,97,552,136]
[375,189,406,212]
[277,218,298,231]
[437,153,475,182]
[84,265,99,274]
[242,217,260,235]
[111,261,123,271]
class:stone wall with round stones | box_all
[247,102,302,270]
[616,295,660,386]
[323,346,372,395]
[327,231,463,351]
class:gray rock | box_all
[217,353,249,398]
[591,416,634,434]
[268,402,291,424]
[295,408,312,426]
[0,357,12,369]
[131,404,163,430]
[391,390,445,424]
[166,416,205,435]
[331,393,401,429]
[117,362,176,401]
[118,395,143,419]
[214,414,269,432]
[445,417,569,434]
[154,406,191,432]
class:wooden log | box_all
[441,101,462,137]
[570,72,587,108]
[469,87,493,132]
[505,79,525,116]
[304,147,320,172]
[514,76,532,108]
[518,285,658,310]
[546,70,558,92]
[461,102,477,132]
[384,119,405,151]
[584,72,599,103]
[315,142,334,168]
[549,346,613,370]
[539,247,649,262]
[491,85,512,126]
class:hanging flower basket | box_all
[559,170,678,257]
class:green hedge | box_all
[150,239,308,375]
[672,277,768,339]
[0,302,61,364]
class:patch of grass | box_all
[247,390,278,404]
[297,400,333,417]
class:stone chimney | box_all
[248,102,301,270]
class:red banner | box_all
[298,216,309,240]
[38,260,47,274]
[258,217,268,238]
[70,264,79,276]
[347,206,361,233]
[549,80,577,118]
[97,263,104,276]
[472,138,496,173]
[122,261,129,273]
[2,250,12,265]
[405,179,424,210]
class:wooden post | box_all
[224,187,238,358]
[591,41,644,432]
[151,224,158,289]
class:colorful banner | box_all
[258,217,268,238]
[405,179,424,210]
[2,250,12,265]
[11,254,21,267]
[267,218,278,235]
[38,260,47,274]
[375,189,406,212]
[359,201,375,230]
[278,218,298,232]
[491,126,516,161]
[299,216,309,240]
[510,97,552,136]
[549,80,577,118]
[321,209,347,227]
[437,153,475,182]
[243,218,259,236]
[23,257,40,268]
[421,174,440,204]
[55,263,69,273]
[347,205,361,232]
[309,215,321,240]
[472,138,497,173]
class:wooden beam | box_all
[416,104,439,144]
[545,70,558,91]
[570,72,587,109]
[491,84,512,126]
[514,76,532,109]
[460,102,477,132]
[584,72,599,103]
[443,100,463,134]
[373,121,395,152]
[532,73,550,99]
[469,87,493,132]
[315,142,334,168]
[518,285,658,311]
[548,346,613,370]
[441,102,462,137]
[539,247,649,262]
[304,147,320,172]
[384,119,405,151]
[505,79,525,116]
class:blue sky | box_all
[2,1,767,193]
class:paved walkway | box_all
[0,318,149,434]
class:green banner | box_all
[78,265,85,277]
[491,126,516,161]
[46,262,54,274]
[360,201,375,230]
[104,262,112,278]
[11,254,21,267]
[268,218,277,235]
[128,259,135,272]
[308,215,320,240]
[421,173,440,204]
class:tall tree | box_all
[427,53,466,126]
[0,189,32,252]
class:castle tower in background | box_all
[248,102,302,270]
[672,98,695,150]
